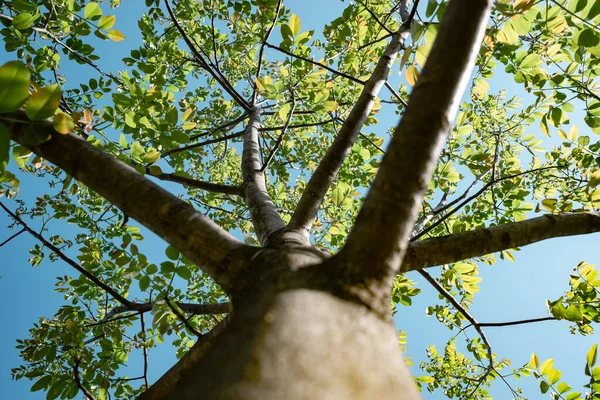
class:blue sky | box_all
[1,1,599,399]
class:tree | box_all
[1,0,600,398]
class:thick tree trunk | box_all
[139,247,420,400]
[168,289,419,400]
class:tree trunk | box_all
[141,246,420,400]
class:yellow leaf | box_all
[529,353,539,369]
[589,169,600,188]
[568,124,578,141]
[53,113,75,134]
[107,30,125,42]
[514,0,534,11]
[472,78,489,98]
[289,14,301,36]
[181,108,193,122]
[405,66,419,86]
[557,129,567,140]
[541,198,558,211]
[591,188,600,207]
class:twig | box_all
[252,0,283,104]
[0,203,132,307]
[74,359,97,400]
[165,297,203,337]
[0,228,25,247]
[261,97,296,172]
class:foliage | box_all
[0,0,599,398]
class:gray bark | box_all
[288,27,410,236]
[341,0,494,308]
[241,109,287,245]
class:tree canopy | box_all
[1,0,600,399]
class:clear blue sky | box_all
[1,1,598,399]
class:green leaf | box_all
[529,352,539,368]
[540,358,554,374]
[176,266,191,280]
[577,28,600,47]
[119,133,128,148]
[139,275,151,291]
[31,375,52,392]
[588,343,598,367]
[172,130,189,144]
[130,141,144,157]
[520,53,541,69]
[541,198,557,211]
[497,22,519,45]
[12,12,37,30]
[0,123,10,172]
[142,149,160,164]
[539,380,550,394]
[84,2,102,20]
[12,145,31,168]
[98,15,116,30]
[165,245,180,260]
[25,84,61,121]
[0,61,31,112]
[46,379,66,400]
[149,165,163,175]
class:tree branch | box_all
[152,172,244,196]
[137,316,230,400]
[264,42,365,85]
[0,202,133,307]
[162,130,244,158]
[341,0,493,282]
[74,360,97,400]
[252,0,283,104]
[0,14,121,84]
[163,0,251,112]
[241,109,286,244]
[102,301,230,322]
[403,212,600,271]
[3,111,245,292]
[288,27,410,234]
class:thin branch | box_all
[3,110,245,292]
[242,109,286,244]
[356,0,393,34]
[189,113,248,141]
[152,172,244,196]
[478,316,556,328]
[0,202,133,307]
[403,212,600,272]
[74,360,97,400]
[0,227,25,247]
[419,268,494,361]
[289,26,411,234]
[412,166,561,241]
[260,117,337,132]
[102,301,230,322]
[261,97,296,172]
[0,14,121,84]
[162,130,244,157]
[165,298,203,337]
[264,42,365,85]
[252,0,283,104]
[163,0,251,112]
